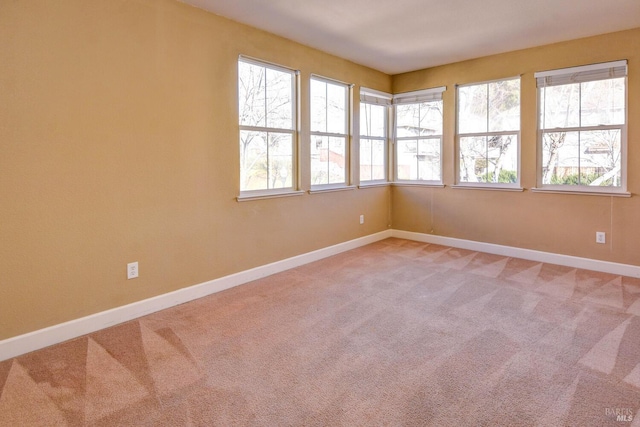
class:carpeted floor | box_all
[1,238,640,426]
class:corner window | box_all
[310,76,350,187]
[360,89,391,183]
[394,87,445,183]
[238,58,297,194]
[536,60,627,192]
[457,78,520,186]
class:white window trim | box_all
[310,75,353,190]
[237,189,305,202]
[455,77,521,188]
[393,86,446,185]
[359,182,391,189]
[392,182,445,188]
[308,184,357,194]
[451,185,524,192]
[238,56,300,198]
[535,60,628,195]
[359,87,391,185]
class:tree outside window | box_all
[457,79,520,185]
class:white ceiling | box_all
[181,0,640,75]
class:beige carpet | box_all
[2,238,640,426]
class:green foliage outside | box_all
[478,169,517,184]
[550,172,613,186]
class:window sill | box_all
[452,185,524,192]
[309,185,357,194]
[531,188,631,198]
[392,182,445,188]
[358,182,390,189]
[237,190,305,202]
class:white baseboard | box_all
[392,230,640,279]
[3,228,638,362]
[0,230,392,362]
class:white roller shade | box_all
[360,88,392,106]
[535,60,627,87]
[393,86,446,104]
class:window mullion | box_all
[485,88,490,174]
[263,73,269,189]
[578,83,582,184]
[266,131,271,188]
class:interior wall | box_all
[0,0,391,340]
[392,28,640,266]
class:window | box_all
[310,77,350,187]
[394,87,445,183]
[238,58,297,194]
[457,78,520,186]
[359,89,391,183]
[536,60,627,192]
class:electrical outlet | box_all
[127,262,139,279]
[596,232,606,244]
[359,214,364,225]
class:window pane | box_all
[238,62,266,128]
[417,138,441,181]
[485,135,518,183]
[459,136,486,183]
[265,68,293,129]
[240,131,293,191]
[360,103,385,137]
[580,130,622,187]
[396,104,420,137]
[540,84,580,129]
[310,79,327,132]
[328,137,346,183]
[397,140,418,180]
[360,138,385,182]
[581,78,625,127]
[240,130,268,191]
[488,79,520,132]
[311,135,346,185]
[458,84,488,133]
[310,135,325,184]
[327,83,346,134]
[371,140,386,180]
[541,131,579,185]
[541,130,621,187]
[359,138,372,181]
[268,133,293,189]
[421,100,444,135]
[397,102,442,137]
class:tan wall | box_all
[2,0,638,343]
[392,28,640,266]
[0,0,391,340]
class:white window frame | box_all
[237,56,301,200]
[359,88,391,186]
[393,87,446,185]
[534,60,628,196]
[310,75,352,190]
[455,77,521,189]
